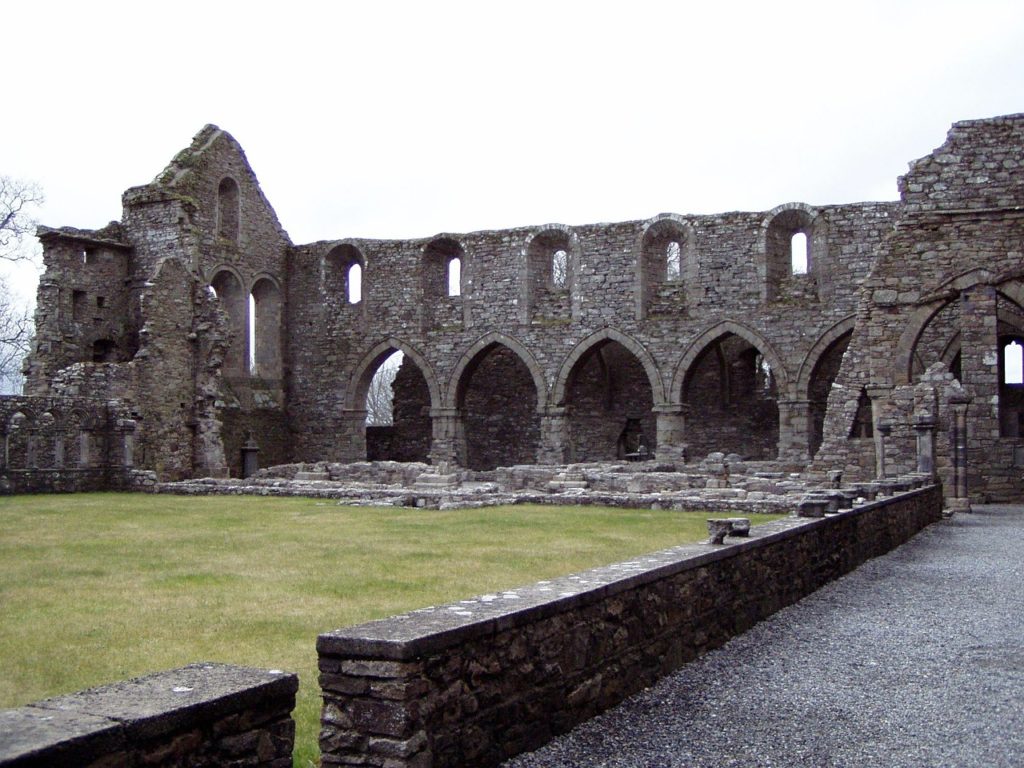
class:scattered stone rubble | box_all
[155,453,934,516]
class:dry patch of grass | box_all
[0,493,783,766]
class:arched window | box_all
[217,178,240,243]
[1004,340,1023,385]
[210,270,247,375]
[666,241,681,281]
[250,278,282,379]
[448,257,461,297]
[552,249,568,288]
[791,232,808,275]
[348,262,362,304]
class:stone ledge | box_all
[0,663,298,766]
[318,487,935,660]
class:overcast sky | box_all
[2,0,1023,297]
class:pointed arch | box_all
[796,316,857,396]
[346,338,441,413]
[673,320,790,400]
[446,332,548,410]
[551,327,666,408]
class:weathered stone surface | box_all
[0,663,297,768]
[318,488,942,767]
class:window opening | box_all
[366,351,403,426]
[348,262,363,304]
[248,293,257,374]
[666,241,681,281]
[552,249,568,288]
[791,232,808,274]
[1005,341,1023,385]
[448,257,461,297]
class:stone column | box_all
[949,392,972,512]
[339,409,368,462]
[914,413,937,478]
[867,385,893,479]
[653,403,688,463]
[958,285,998,500]
[776,399,812,461]
[537,406,569,464]
[429,408,466,467]
[875,420,892,479]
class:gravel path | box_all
[504,505,1024,768]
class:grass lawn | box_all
[0,493,784,766]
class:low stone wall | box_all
[317,485,942,767]
[0,663,297,767]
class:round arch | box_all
[672,320,791,401]
[445,332,548,410]
[345,338,441,413]
[551,327,666,407]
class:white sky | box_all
[2,0,1023,298]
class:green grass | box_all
[0,493,783,766]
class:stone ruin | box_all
[5,113,1023,505]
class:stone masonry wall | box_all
[815,114,1024,501]
[21,116,1023,497]
[317,486,943,768]
[0,663,297,768]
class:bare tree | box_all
[365,352,403,425]
[0,176,44,262]
[0,176,43,392]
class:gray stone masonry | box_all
[12,113,1024,504]
[0,663,297,767]
[316,486,942,767]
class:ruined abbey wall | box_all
[15,114,1024,501]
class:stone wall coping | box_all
[0,662,298,764]
[317,487,933,660]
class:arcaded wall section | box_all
[815,114,1024,501]
[286,202,894,472]
[21,115,1023,499]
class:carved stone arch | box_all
[345,338,441,413]
[755,202,824,303]
[796,316,857,396]
[325,242,367,306]
[521,224,582,323]
[206,263,246,289]
[249,273,283,379]
[673,320,790,401]
[421,234,468,330]
[208,266,249,376]
[446,332,548,411]
[216,176,240,244]
[893,268,997,386]
[551,327,666,408]
[635,213,698,320]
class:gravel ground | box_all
[504,505,1024,768]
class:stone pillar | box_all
[776,399,812,461]
[538,406,569,464]
[958,285,998,499]
[914,413,937,478]
[111,417,137,469]
[875,419,892,479]
[867,385,893,479]
[949,392,972,512]
[653,403,688,463]
[429,408,466,467]
[79,431,91,468]
[340,409,368,462]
